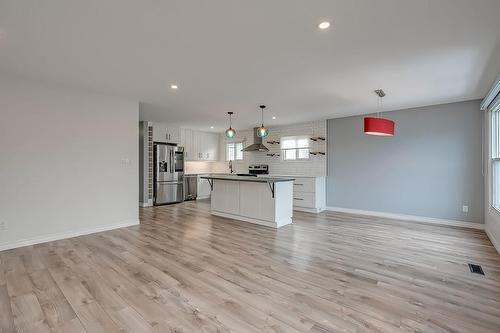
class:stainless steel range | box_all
[248,164,269,175]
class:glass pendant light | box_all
[256,105,269,138]
[225,111,236,138]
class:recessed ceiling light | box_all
[272,116,276,120]
[170,84,179,90]
[318,21,331,30]
[210,126,214,129]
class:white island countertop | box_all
[200,174,294,228]
[201,174,295,183]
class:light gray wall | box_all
[0,75,139,250]
[327,100,484,223]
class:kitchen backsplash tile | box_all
[220,120,327,177]
[185,161,215,174]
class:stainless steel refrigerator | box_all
[154,143,184,205]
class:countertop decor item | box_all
[364,89,395,136]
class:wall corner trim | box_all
[485,225,500,254]
[325,207,484,230]
[0,219,140,252]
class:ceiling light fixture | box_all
[364,89,395,136]
[170,84,179,90]
[225,112,236,138]
[318,21,331,30]
[272,116,276,120]
[256,105,269,138]
[210,126,214,129]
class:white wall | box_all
[0,76,139,250]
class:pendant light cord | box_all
[377,94,383,118]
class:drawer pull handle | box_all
[293,198,304,200]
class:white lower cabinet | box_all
[210,179,293,228]
[239,182,275,222]
[291,177,326,213]
[211,180,240,215]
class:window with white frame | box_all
[280,136,310,160]
[226,142,243,161]
[491,102,500,209]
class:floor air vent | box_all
[468,263,485,275]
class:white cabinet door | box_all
[198,132,219,161]
[211,180,239,215]
[179,128,186,146]
[200,132,211,160]
[189,131,201,161]
[153,123,180,144]
[206,133,219,161]
[180,128,194,160]
[153,123,166,142]
[167,126,180,144]
[239,182,275,221]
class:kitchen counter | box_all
[201,174,294,228]
[201,174,295,183]
[262,174,324,178]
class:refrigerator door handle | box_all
[170,149,174,173]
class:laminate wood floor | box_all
[1,200,500,332]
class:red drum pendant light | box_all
[364,117,395,136]
[364,89,395,137]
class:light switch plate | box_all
[120,158,132,166]
[0,221,6,231]
[462,205,469,213]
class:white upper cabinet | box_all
[180,128,193,160]
[191,130,202,160]
[180,129,219,161]
[153,122,180,144]
[201,132,219,161]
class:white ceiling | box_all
[1,0,499,131]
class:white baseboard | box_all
[325,207,484,230]
[211,211,292,228]
[485,225,500,254]
[294,206,325,213]
[0,219,139,252]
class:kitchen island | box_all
[201,175,295,228]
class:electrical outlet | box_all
[0,220,6,231]
[462,205,469,213]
